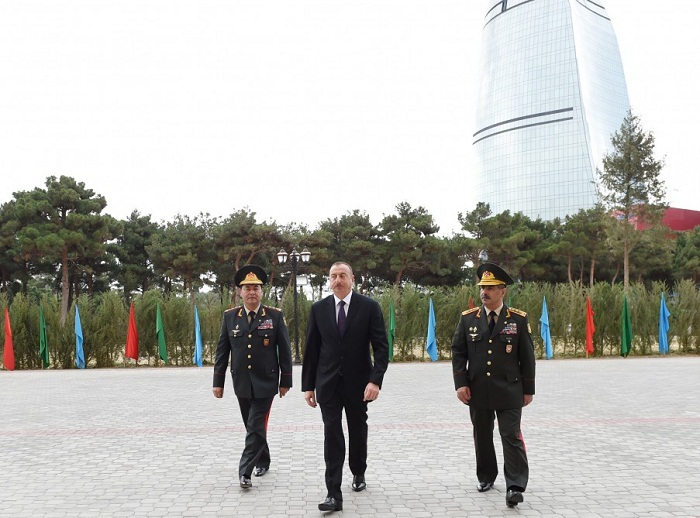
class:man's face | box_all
[329,263,354,299]
[239,284,263,310]
[480,284,506,310]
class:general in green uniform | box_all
[212,265,293,489]
[451,262,536,508]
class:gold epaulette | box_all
[461,307,479,316]
[266,306,282,312]
[224,306,241,314]
[509,307,527,317]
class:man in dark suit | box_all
[451,262,536,508]
[213,265,293,489]
[302,262,389,512]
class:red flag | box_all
[585,296,595,355]
[125,303,139,360]
[3,307,15,371]
[469,296,475,309]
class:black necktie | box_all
[248,311,256,325]
[488,311,496,333]
[338,300,347,334]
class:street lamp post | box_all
[277,247,311,364]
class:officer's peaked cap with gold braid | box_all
[234,265,268,287]
[476,262,514,286]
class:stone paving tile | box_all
[1,357,700,517]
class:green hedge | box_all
[1,281,698,369]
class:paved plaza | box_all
[1,357,700,517]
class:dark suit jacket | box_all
[451,305,536,410]
[213,305,293,398]
[301,292,389,404]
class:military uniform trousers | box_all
[470,405,528,491]
[238,395,274,478]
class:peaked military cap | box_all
[234,265,268,287]
[477,262,514,286]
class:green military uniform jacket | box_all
[451,304,536,410]
[213,304,293,398]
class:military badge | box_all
[506,344,513,353]
[258,319,274,330]
[263,338,270,347]
[502,322,518,335]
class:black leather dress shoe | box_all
[253,467,268,477]
[352,475,366,492]
[477,481,494,492]
[506,489,524,507]
[318,497,343,511]
[239,475,252,489]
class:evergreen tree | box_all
[599,111,666,290]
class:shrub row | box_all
[1,280,698,370]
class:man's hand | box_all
[304,390,317,408]
[456,386,471,405]
[363,382,380,402]
[212,387,224,398]
[279,387,290,398]
[523,394,533,406]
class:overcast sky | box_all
[1,1,697,235]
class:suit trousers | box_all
[469,406,528,491]
[237,396,274,477]
[319,380,369,501]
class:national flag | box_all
[469,296,475,309]
[540,296,553,359]
[387,299,396,362]
[585,296,595,355]
[156,303,168,364]
[621,296,633,357]
[193,305,203,367]
[658,292,671,355]
[3,307,15,371]
[39,306,49,368]
[125,303,139,360]
[425,298,438,361]
[75,306,85,369]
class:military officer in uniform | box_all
[451,262,536,508]
[212,265,293,489]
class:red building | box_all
[662,207,700,231]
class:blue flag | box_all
[75,306,85,369]
[658,292,671,355]
[193,305,203,367]
[540,296,553,360]
[425,298,438,361]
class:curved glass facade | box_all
[473,0,630,221]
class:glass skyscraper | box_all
[473,0,630,221]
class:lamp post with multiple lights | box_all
[276,247,311,364]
